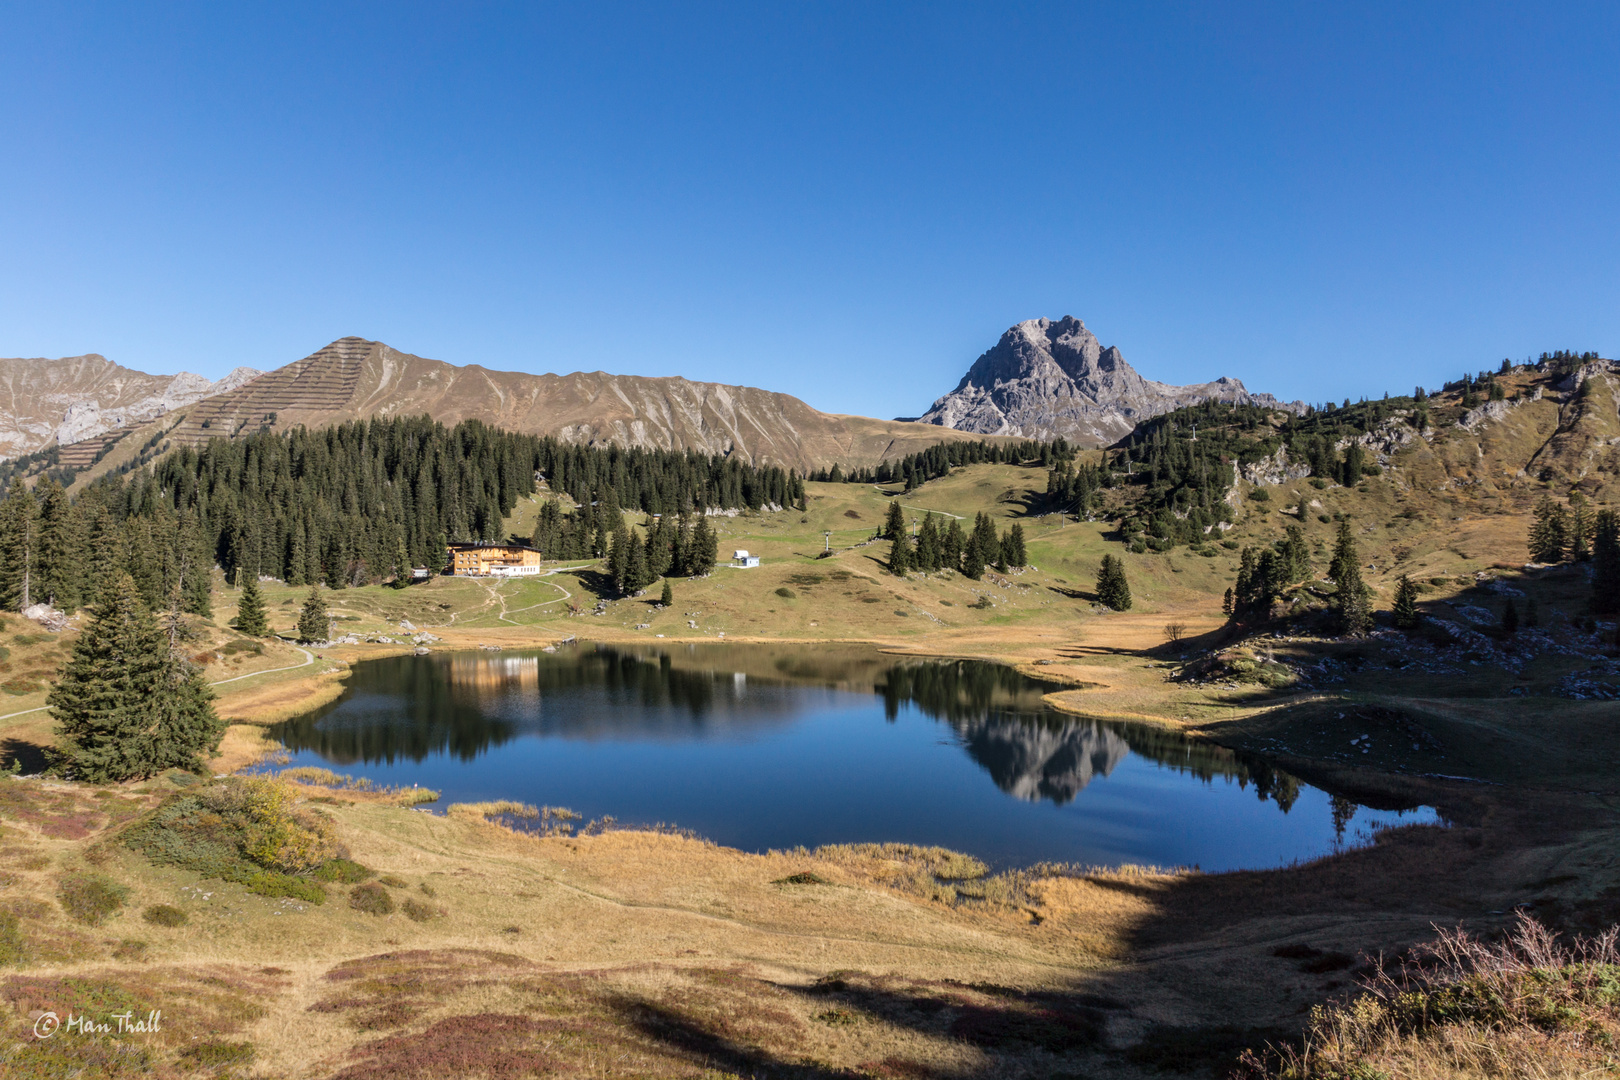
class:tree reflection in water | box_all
[273,644,1306,812]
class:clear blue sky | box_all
[2,2,1615,419]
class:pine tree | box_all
[1528,496,1569,563]
[942,518,966,572]
[915,513,942,572]
[0,485,39,610]
[884,500,906,541]
[178,511,213,618]
[1329,520,1358,585]
[1570,501,1593,562]
[889,529,911,576]
[689,517,718,575]
[1593,509,1620,616]
[34,479,83,612]
[970,513,1000,573]
[235,575,269,636]
[1392,574,1421,629]
[660,579,673,607]
[1222,587,1234,617]
[390,538,411,589]
[1007,523,1027,568]
[1096,554,1132,611]
[960,528,984,580]
[296,587,330,644]
[48,572,172,782]
[623,532,650,595]
[1331,525,1372,635]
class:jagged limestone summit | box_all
[912,316,1306,445]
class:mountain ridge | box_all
[34,338,1018,475]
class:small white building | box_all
[732,549,761,568]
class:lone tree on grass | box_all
[297,587,330,644]
[1392,573,1421,630]
[660,579,673,607]
[235,574,269,637]
[1096,554,1132,611]
[49,571,223,782]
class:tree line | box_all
[808,438,1071,490]
[1529,496,1620,616]
[880,501,1027,579]
[0,416,805,613]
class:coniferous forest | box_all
[0,416,806,611]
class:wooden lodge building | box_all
[446,541,544,577]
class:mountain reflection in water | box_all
[277,645,1304,811]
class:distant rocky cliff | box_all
[0,355,260,461]
[913,317,1305,446]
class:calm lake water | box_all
[269,642,1440,871]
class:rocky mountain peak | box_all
[916,317,1304,446]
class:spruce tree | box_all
[1007,523,1027,568]
[915,513,942,572]
[1392,574,1421,629]
[660,579,673,607]
[970,513,1000,572]
[689,517,718,575]
[960,529,984,580]
[1528,496,1569,563]
[1570,501,1593,562]
[884,500,906,541]
[1330,525,1372,635]
[624,532,650,595]
[296,587,330,644]
[608,524,631,591]
[1222,587,1234,617]
[1592,509,1620,616]
[1329,520,1358,585]
[235,575,269,636]
[49,572,172,782]
[34,479,83,612]
[0,485,39,610]
[178,511,213,618]
[1096,554,1132,611]
[388,539,409,589]
[942,518,966,572]
[889,530,911,576]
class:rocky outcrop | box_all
[914,317,1306,446]
[0,355,260,461]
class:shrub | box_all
[58,873,130,926]
[378,874,408,889]
[2,678,41,696]
[401,897,443,923]
[350,882,395,916]
[1222,539,1240,550]
[1310,478,1329,489]
[774,872,830,885]
[774,587,796,599]
[0,910,22,966]
[142,904,189,927]
[1250,488,1271,502]
[111,939,147,960]
[119,777,341,905]
[314,858,374,884]
[418,882,437,897]
[179,1042,255,1069]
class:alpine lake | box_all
[268,642,1440,872]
